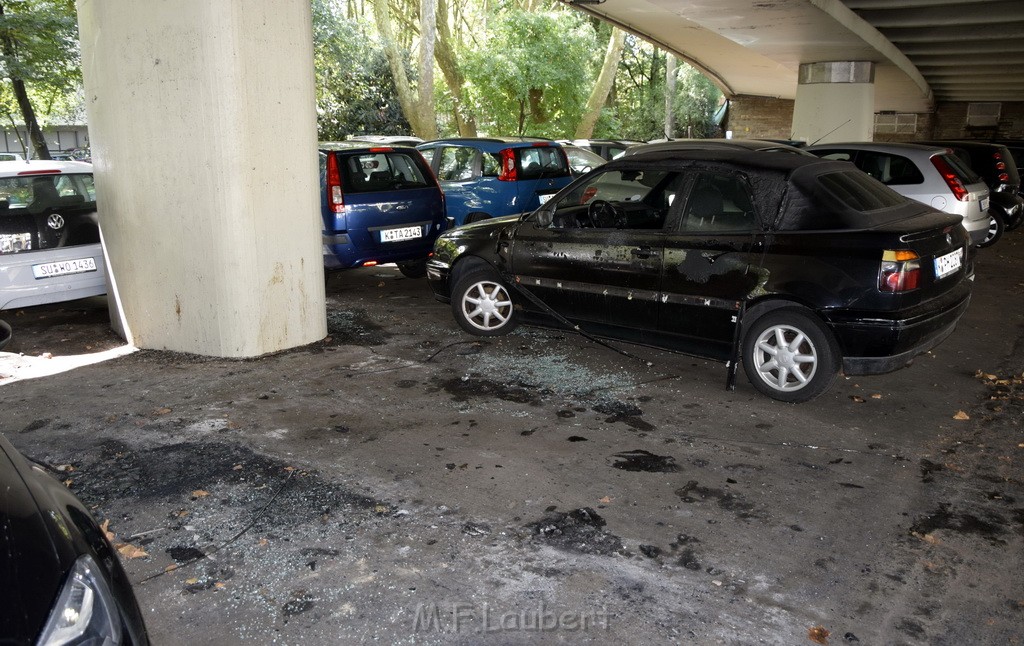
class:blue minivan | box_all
[416,138,573,227]
[319,142,446,278]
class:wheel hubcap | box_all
[462,281,512,331]
[752,324,818,392]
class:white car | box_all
[0,160,105,311]
[806,143,992,247]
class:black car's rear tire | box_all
[397,259,427,278]
[976,211,1004,248]
[451,268,518,336]
[742,308,840,403]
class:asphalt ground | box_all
[3,234,1023,645]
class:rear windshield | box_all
[516,146,570,179]
[338,151,432,194]
[0,172,98,253]
[938,152,981,184]
[0,173,96,213]
[818,170,907,211]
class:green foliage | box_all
[0,0,82,124]
[313,0,410,140]
[461,8,596,137]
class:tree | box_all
[0,0,80,159]
[574,26,624,139]
[372,0,437,139]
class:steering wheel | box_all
[586,199,621,228]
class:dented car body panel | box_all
[427,150,973,389]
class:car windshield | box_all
[0,173,96,214]
[339,151,431,193]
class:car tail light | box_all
[879,250,920,292]
[17,169,61,175]
[930,156,969,202]
[497,148,517,182]
[362,260,378,267]
[326,152,345,213]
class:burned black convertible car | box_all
[426,150,973,402]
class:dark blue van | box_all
[319,143,446,277]
[416,138,573,227]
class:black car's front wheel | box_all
[742,309,839,403]
[451,268,518,336]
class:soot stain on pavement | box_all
[435,375,546,406]
[675,480,760,520]
[592,400,655,432]
[610,450,681,473]
[909,503,1009,545]
[68,440,384,530]
[526,507,625,556]
[325,308,390,346]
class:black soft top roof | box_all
[600,149,937,231]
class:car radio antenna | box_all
[809,119,852,146]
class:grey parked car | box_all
[806,143,993,247]
[625,138,815,157]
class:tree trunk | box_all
[0,1,50,159]
[417,0,438,140]
[574,27,625,139]
[372,0,436,138]
[435,0,476,136]
[664,54,677,140]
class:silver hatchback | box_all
[806,143,991,246]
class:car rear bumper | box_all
[0,243,107,310]
[323,234,438,270]
[824,279,972,375]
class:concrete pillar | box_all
[76,0,326,357]
[791,61,875,145]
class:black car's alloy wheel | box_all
[451,269,518,336]
[976,212,1004,248]
[742,309,839,403]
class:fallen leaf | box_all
[870,394,882,399]
[115,543,149,559]
[55,464,75,472]
[850,395,866,403]
[153,407,172,416]
[258,538,269,547]
[952,411,970,421]
[214,581,226,590]
[912,531,941,545]
[232,464,243,471]
[100,519,115,542]
[164,564,179,573]
[377,281,386,287]
[63,479,73,487]
[185,577,199,585]
[175,510,190,518]
[374,504,390,514]
[598,496,613,504]
[284,466,295,472]
[191,489,209,499]
[808,625,830,644]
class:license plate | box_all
[32,257,98,279]
[538,193,555,205]
[934,247,963,279]
[381,226,422,242]
[979,198,988,211]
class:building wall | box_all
[725,95,795,140]
[1,126,89,155]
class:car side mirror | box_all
[535,208,553,228]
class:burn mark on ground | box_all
[675,480,760,520]
[325,308,390,346]
[909,504,1008,545]
[610,450,681,473]
[592,400,655,432]
[525,507,624,556]
[435,376,545,406]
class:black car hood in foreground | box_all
[0,432,149,644]
[0,436,67,643]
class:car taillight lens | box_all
[931,156,969,202]
[879,250,920,292]
[497,148,517,182]
[326,152,344,213]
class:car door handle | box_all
[704,251,729,264]
[631,246,654,259]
